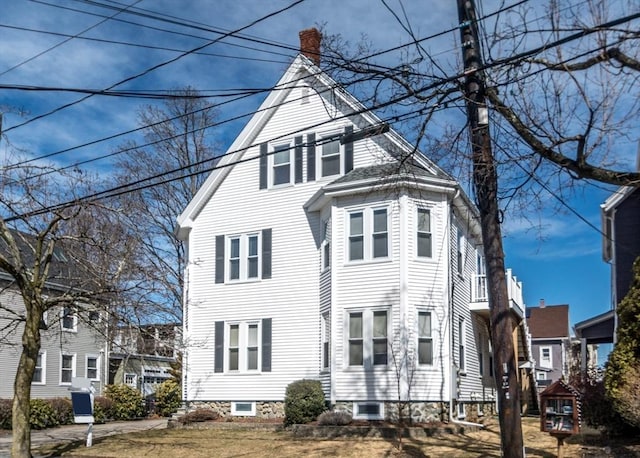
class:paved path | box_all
[0,418,168,457]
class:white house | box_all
[176,29,530,422]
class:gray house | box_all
[526,303,571,387]
[0,234,108,398]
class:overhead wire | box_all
[3,0,307,134]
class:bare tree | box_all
[112,87,219,325]
[0,152,137,457]
[321,1,639,455]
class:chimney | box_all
[539,299,545,308]
[299,28,321,66]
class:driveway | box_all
[0,418,168,457]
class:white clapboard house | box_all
[176,29,531,422]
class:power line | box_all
[3,0,307,134]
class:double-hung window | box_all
[540,346,552,368]
[228,322,261,372]
[61,307,77,332]
[347,309,388,368]
[417,208,432,258]
[321,219,331,270]
[321,136,341,177]
[417,311,433,365]
[459,318,466,372]
[272,144,291,186]
[60,353,75,385]
[321,313,330,370]
[228,234,260,282]
[86,355,99,380]
[33,352,46,384]
[347,207,390,262]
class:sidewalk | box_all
[0,418,167,457]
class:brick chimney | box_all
[299,28,321,66]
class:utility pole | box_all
[457,0,524,456]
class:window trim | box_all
[540,346,552,368]
[60,352,76,386]
[124,373,137,388]
[353,402,384,420]
[61,306,78,332]
[321,313,330,371]
[459,318,466,373]
[226,321,262,373]
[317,130,343,178]
[457,402,466,419]
[231,401,256,416]
[416,207,433,259]
[86,354,100,381]
[346,308,389,370]
[226,233,261,283]
[457,225,466,276]
[321,219,331,271]
[32,351,46,385]
[271,142,293,186]
[417,309,434,366]
[346,206,391,263]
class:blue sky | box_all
[0,0,635,350]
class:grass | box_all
[37,416,634,458]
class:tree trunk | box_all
[12,303,41,458]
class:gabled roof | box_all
[526,304,570,339]
[176,54,449,239]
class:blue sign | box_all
[71,391,94,424]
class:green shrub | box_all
[30,399,58,430]
[317,410,352,426]
[284,379,326,426]
[104,384,145,420]
[155,380,181,417]
[48,397,73,425]
[0,399,12,429]
[177,408,219,424]
[93,396,113,424]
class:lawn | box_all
[40,416,636,458]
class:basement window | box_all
[231,402,256,416]
[353,402,384,420]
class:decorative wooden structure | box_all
[540,380,581,457]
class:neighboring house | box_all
[527,302,571,388]
[574,186,640,371]
[176,29,529,422]
[0,234,107,398]
[109,323,180,397]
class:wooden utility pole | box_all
[457,0,525,456]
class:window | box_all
[86,355,99,380]
[418,311,433,365]
[540,346,552,368]
[349,212,364,261]
[33,352,46,384]
[347,207,390,262]
[321,219,331,270]
[457,402,466,419]
[227,322,261,372]
[457,227,466,275]
[227,233,260,282]
[348,312,363,366]
[322,313,330,370]
[88,311,100,322]
[321,136,341,176]
[231,402,256,416]
[372,311,388,365]
[353,402,384,420]
[61,307,77,332]
[478,350,484,376]
[459,318,466,372]
[60,353,75,385]
[372,209,388,258]
[537,371,547,381]
[272,144,291,186]
[125,373,137,388]
[347,309,388,368]
[417,208,432,257]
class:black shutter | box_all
[214,321,224,373]
[262,228,272,279]
[262,318,272,372]
[215,235,225,284]
[344,125,354,173]
[307,132,316,181]
[259,142,268,189]
[294,136,303,183]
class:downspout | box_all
[448,188,484,429]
